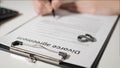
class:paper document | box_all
[0,9,118,68]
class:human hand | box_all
[33,0,61,15]
[60,0,120,15]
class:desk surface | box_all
[0,1,120,68]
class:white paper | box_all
[0,9,118,68]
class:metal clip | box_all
[59,52,69,60]
[10,41,69,64]
[11,40,23,47]
[11,41,69,60]
[29,54,37,63]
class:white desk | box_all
[0,1,120,68]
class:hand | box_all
[33,0,61,16]
[60,0,120,15]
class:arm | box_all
[60,0,120,15]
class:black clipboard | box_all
[0,16,119,68]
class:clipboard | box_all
[0,15,119,68]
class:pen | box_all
[49,0,56,17]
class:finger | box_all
[44,0,52,12]
[74,0,96,14]
[33,0,52,15]
[52,0,61,10]
[60,2,79,13]
[33,0,44,14]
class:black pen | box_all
[49,0,56,17]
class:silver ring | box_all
[77,34,96,42]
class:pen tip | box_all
[52,10,56,17]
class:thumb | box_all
[52,0,61,10]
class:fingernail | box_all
[52,1,61,10]
[45,5,52,12]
